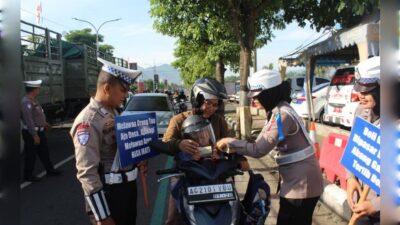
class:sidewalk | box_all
[226,108,349,225]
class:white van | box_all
[323,66,359,127]
[288,76,330,99]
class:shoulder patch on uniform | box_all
[77,123,90,146]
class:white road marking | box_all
[20,154,75,189]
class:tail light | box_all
[297,96,316,101]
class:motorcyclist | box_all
[163,77,230,225]
[177,90,187,102]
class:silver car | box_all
[122,93,174,137]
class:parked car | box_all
[290,82,329,122]
[228,94,237,102]
[323,66,359,127]
[122,93,174,137]
[288,76,330,99]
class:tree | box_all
[64,28,103,47]
[262,63,274,70]
[150,0,240,85]
[143,79,154,91]
[99,44,114,55]
[64,28,115,55]
[282,0,379,32]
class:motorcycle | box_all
[173,97,188,114]
[149,140,243,225]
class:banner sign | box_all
[340,116,380,194]
[115,113,159,167]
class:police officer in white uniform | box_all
[21,80,61,182]
[70,58,146,225]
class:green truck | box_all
[20,20,129,121]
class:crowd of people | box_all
[21,56,382,225]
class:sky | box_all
[20,0,326,73]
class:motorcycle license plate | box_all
[186,183,236,204]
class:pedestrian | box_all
[215,69,324,225]
[21,80,61,182]
[163,77,231,225]
[346,56,380,225]
[70,58,146,225]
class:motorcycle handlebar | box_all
[156,168,179,175]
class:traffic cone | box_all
[309,121,320,159]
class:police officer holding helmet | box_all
[70,58,146,225]
[346,56,380,225]
[216,69,323,225]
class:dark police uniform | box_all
[21,94,57,180]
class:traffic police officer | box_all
[21,80,61,182]
[216,70,323,225]
[346,56,380,225]
[70,58,145,225]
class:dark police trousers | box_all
[22,130,55,178]
[277,196,319,225]
[88,180,137,225]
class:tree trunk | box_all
[215,56,226,115]
[215,57,226,84]
[239,46,251,107]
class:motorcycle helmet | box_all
[190,77,227,110]
[182,115,216,157]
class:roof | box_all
[279,14,380,68]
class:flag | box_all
[35,1,42,25]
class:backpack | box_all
[240,170,271,225]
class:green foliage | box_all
[143,79,154,91]
[282,0,379,31]
[150,0,240,83]
[99,44,114,55]
[64,28,104,47]
[262,63,274,70]
[225,75,240,82]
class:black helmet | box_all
[190,78,227,108]
[182,115,216,146]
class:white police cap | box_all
[97,58,142,84]
[24,80,42,88]
[248,69,282,98]
[354,56,380,92]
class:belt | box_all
[23,126,45,132]
[104,168,138,185]
[275,146,314,166]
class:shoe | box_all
[24,176,41,182]
[46,169,62,176]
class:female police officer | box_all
[215,69,323,225]
[346,56,380,225]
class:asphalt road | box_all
[20,128,171,225]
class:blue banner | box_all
[115,113,159,167]
[340,116,380,194]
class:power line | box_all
[281,29,332,58]
[21,8,75,30]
